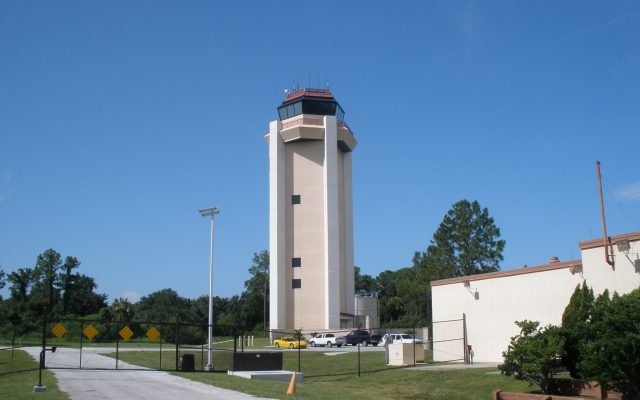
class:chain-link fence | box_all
[0,315,237,373]
[1,313,467,379]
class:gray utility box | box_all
[231,352,283,371]
[387,343,425,366]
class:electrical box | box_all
[387,343,424,366]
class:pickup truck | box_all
[308,333,342,347]
[336,330,372,346]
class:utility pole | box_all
[596,161,614,266]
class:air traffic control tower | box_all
[266,88,357,331]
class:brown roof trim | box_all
[579,231,640,250]
[430,259,582,287]
[283,88,334,103]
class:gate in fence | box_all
[1,317,236,372]
[430,313,470,364]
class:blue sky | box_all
[1,1,639,303]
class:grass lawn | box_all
[112,349,534,399]
[0,349,68,400]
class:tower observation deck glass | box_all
[277,88,345,122]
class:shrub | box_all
[578,289,640,400]
[561,282,594,378]
[499,320,565,394]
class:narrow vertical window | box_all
[292,258,301,268]
[292,194,301,204]
[292,279,301,289]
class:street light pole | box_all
[199,206,219,371]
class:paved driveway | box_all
[22,347,273,400]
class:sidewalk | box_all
[22,347,273,400]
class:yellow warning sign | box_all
[146,327,161,342]
[83,325,98,340]
[119,326,134,341]
[51,323,66,338]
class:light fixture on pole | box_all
[199,206,219,371]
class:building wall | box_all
[431,232,640,363]
[268,114,357,331]
[286,140,325,329]
[323,116,341,329]
[432,261,584,362]
[354,294,379,330]
[580,233,640,296]
[268,120,286,331]
[342,151,355,320]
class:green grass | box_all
[107,347,424,374]
[0,349,68,400]
[111,349,534,399]
[177,365,533,399]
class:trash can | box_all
[181,354,195,372]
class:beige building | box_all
[265,88,357,331]
[431,231,640,363]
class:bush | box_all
[578,289,640,400]
[499,320,565,394]
[561,282,594,378]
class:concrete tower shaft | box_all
[265,88,356,331]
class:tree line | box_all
[0,199,505,335]
[356,199,505,326]
[0,249,270,339]
[0,249,107,333]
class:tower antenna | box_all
[596,161,614,267]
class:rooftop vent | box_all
[549,256,560,264]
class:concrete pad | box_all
[228,370,304,383]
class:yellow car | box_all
[273,336,307,349]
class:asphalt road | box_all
[267,344,386,352]
[22,347,273,400]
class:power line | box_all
[602,175,640,202]
[601,177,640,230]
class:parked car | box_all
[273,336,307,349]
[339,330,372,346]
[370,334,382,346]
[378,333,422,347]
[309,333,341,347]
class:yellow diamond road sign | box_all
[83,325,98,340]
[146,327,161,342]
[51,323,66,338]
[119,326,134,341]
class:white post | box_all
[207,216,214,370]
[199,206,219,372]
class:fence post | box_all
[413,325,417,367]
[159,320,163,370]
[37,306,47,388]
[79,321,83,369]
[115,318,120,370]
[175,316,180,372]
[357,338,361,377]
[462,313,469,364]
[297,328,301,373]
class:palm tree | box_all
[111,297,133,321]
